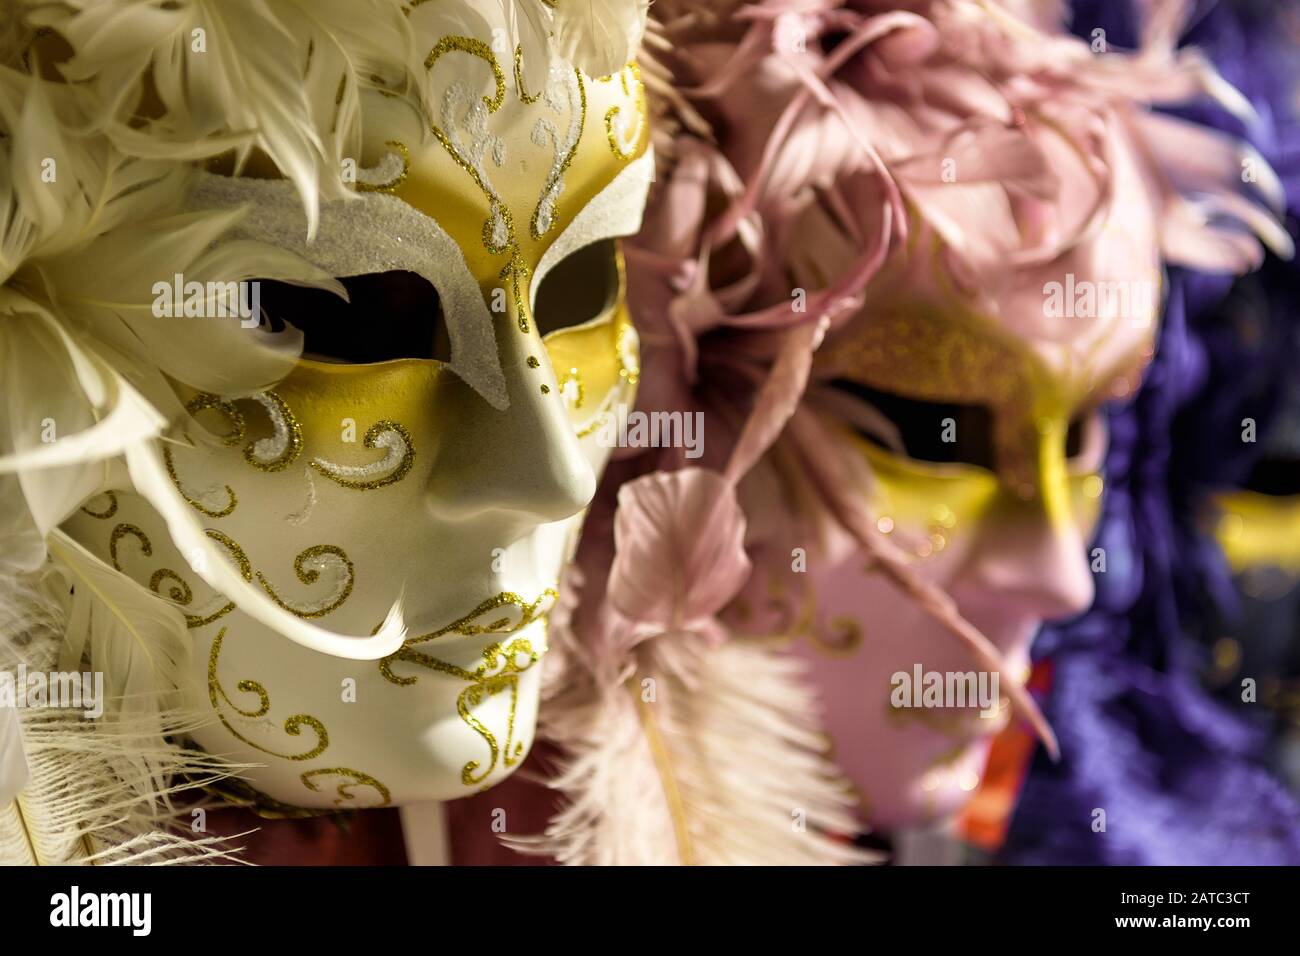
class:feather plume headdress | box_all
[513,0,1289,864]
[0,0,691,867]
[0,0,651,864]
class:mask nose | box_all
[424,290,596,525]
[962,428,1096,626]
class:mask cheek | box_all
[1070,472,1106,544]
[541,307,639,466]
[857,441,1001,571]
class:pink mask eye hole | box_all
[830,378,998,471]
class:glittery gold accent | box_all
[810,616,864,656]
[164,444,237,518]
[1213,490,1300,574]
[885,689,1011,740]
[382,637,542,786]
[529,69,588,241]
[603,64,647,160]
[543,247,642,438]
[503,257,532,333]
[186,393,245,446]
[300,768,392,809]
[378,590,556,786]
[527,355,540,368]
[204,775,335,820]
[109,523,152,570]
[540,384,550,394]
[148,567,192,606]
[425,35,514,257]
[243,391,304,472]
[558,366,584,408]
[180,529,254,629]
[207,627,329,761]
[513,43,541,104]
[356,140,411,194]
[309,420,415,490]
[79,491,119,520]
[616,314,640,386]
[400,589,558,647]
[256,544,355,619]
[425,36,506,110]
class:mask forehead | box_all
[363,35,649,302]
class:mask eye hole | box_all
[830,379,998,470]
[1244,457,1300,496]
[1065,410,1107,472]
[533,238,620,338]
[257,271,450,364]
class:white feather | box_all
[520,632,873,865]
[552,0,649,77]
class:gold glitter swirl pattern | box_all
[425,35,514,256]
[300,768,393,809]
[148,567,193,606]
[514,43,541,104]
[186,393,245,446]
[256,544,355,619]
[243,391,304,472]
[164,444,237,518]
[381,637,541,786]
[356,140,411,194]
[309,420,416,490]
[207,627,329,761]
[810,616,864,656]
[529,69,588,241]
[377,589,555,789]
[181,529,254,629]
[109,523,152,570]
[108,518,255,628]
[403,589,557,647]
[79,491,119,519]
[603,63,647,160]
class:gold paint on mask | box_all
[377,589,557,787]
[356,140,411,194]
[841,427,1103,556]
[1213,490,1300,575]
[256,543,355,619]
[107,519,254,629]
[400,34,648,347]
[207,627,330,762]
[242,391,304,472]
[543,249,641,437]
[186,393,246,446]
[79,491,119,520]
[164,444,238,518]
[514,44,543,105]
[823,299,1147,501]
[602,63,646,160]
[300,768,393,809]
[401,589,558,647]
[109,522,152,571]
[309,419,415,490]
[381,636,543,787]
